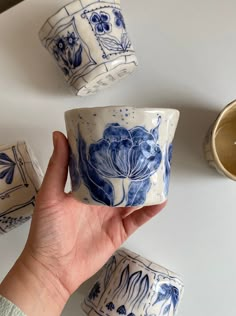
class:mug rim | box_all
[65,106,180,116]
[211,99,236,181]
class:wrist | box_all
[0,250,70,316]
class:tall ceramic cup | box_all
[65,106,180,207]
[204,100,236,180]
[39,0,138,96]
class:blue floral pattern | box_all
[53,31,83,76]
[113,9,126,29]
[164,144,173,196]
[73,118,162,207]
[0,153,16,185]
[91,11,112,34]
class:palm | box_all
[25,132,165,295]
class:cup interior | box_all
[214,103,236,178]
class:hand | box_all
[0,132,166,316]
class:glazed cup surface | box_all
[204,100,236,180]
[0,142,43,234]
[82,248,184,316]
[39,0,138,96]
[65,106,180,207]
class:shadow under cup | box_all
[65,106,180,207]
[39,0,138,96]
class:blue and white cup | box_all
[65,106,179,207]
[82,248,184,316]
[39,0,138,96]
[0,142,43,234]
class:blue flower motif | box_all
[91,11,112,34]
[164,144,173,196]
[55,37,66,53]
[76,118,162,207]
[88,282,101,301]
[66,31,78,48]
[113,9,126,29]
[0,153,16,185]
[117,305,127,314]
[89,122,162,181]
[106,302,115,311]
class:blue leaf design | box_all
[0,153,14,164]
[99,35,123,51]
[78,131,115,206]
[131,274,150,310]
[73,44,83,68]
[163,304,171,315]
[104,256,116,288]
[151,116,162,141]
[126,178,151,206]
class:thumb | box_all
[37,131,69,206]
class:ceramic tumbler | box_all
[0,142,43,234]
[204,100,236,181]
[39,0,138,96]
[65,106,180,207]
[82,248,184,316]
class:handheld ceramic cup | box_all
[65,106,179,207]
[39,0,138,96]
[82,248,184,316]
[204,100,236,180]
[0,142,43,234]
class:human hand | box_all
[0,132,166,316]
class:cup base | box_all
[74,62,137,96]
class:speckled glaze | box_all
[39,0,138,96]
[65,106,179,207]
[82,248,184,316]
[204,100,236,181]
[0,142,43,234]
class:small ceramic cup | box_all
[0,142,43,234]
[65,106,179,207]
[82,248,184,316]
[204,100,236,180]
[39,0,138,96]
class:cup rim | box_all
[211,99,236,181]
[64,106,180,116]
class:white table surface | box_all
[0,0,236,315]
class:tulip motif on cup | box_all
[71,117,163,207]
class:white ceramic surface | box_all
[65,106,179,207]
[39,0,138,96]
[82,248,184,316]
[204,100,236,180]
[0,142,43,234]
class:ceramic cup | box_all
[82,248,184,316]
[39,0,138,96]
[65,106,179,207]
[0,142,43,234]
[204,100,236,180]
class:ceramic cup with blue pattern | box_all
[82,248,184,316]
[39,0,138,96]
[0,142,43,234]
[65,106,179,207]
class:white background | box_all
[0,0,236,315]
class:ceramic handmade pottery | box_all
[65,106,179,207]
[39,0,138,96]
[204,100,236,180]
[0,142,43,234]
[82,248,184,316]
